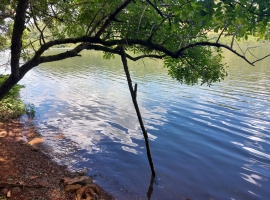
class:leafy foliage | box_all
[1,0,270,100]
[164,47,226,85]
[0,75,35,121]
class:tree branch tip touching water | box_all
[120,47,156,177]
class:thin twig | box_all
[216,24,228,43]
[235,40,245,55]
[86,0,109,35]
[146,0,164,18]
[95,0,133,38]
[137,5,149,38]
[30,2,45,45]
[148,16,168,41]
[252,54,270,65]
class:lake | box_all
[16,47,270,199]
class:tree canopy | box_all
[0,0,270,99]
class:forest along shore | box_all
[0,120,114,200]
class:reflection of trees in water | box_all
[223,47,270,77]
[39,49,270,88]
[38,50,166,81]
[221,47,270,90]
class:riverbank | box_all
[0,120,114,200]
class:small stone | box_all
[65,184,82,192]
[6,190,11,198]
[64,176,93,186]
[30,175,39,180]
[30,146,39,151]
[85,186,99,200]
[1,188,8,195]
[39,179,49,187]
[60,177,71,186]
[76,184,100,200]
[76,186,86,200]
[12,187,21,194]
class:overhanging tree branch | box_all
[95,0,134,38]
[26,35,266,67]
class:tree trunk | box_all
[0,0,29,100]
[10,0,29,78]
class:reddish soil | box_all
[0,120,114,200]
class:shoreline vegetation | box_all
[0,75,34,122]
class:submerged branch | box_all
[119,46,156,177]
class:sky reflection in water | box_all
[13,48,270,199]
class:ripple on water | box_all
[17,50,270,199]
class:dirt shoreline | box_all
[0,120,114,200]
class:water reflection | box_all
[16,49,270,199]
[147,175,155,200]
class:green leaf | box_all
[214,27,219,33]
[186,4,193,12]
[200,20,207,27]
[199,10,208,17]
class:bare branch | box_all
[234,40,245,56]
[95,0,133,38]
[245,46,259,60]
[31,4,65,23]
[137,5,149,38]
[0,11,15,20]
[29,40,37,52]
[38,43,87,64]
[174,41,254,65]
[148,16,169,41]
[119,46,156,177]
[23,36,51,50]
[216,24,228,43]
[236,1,270,16]
[231,31,237,48]
[30,2,45,45]
[146,0,164,18]
[83,44,164,61]
[20,31,270,70]
[252,54,270,65]
[88,15,107,37]
[86,0,109,35]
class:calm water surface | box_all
[17,48,270,199]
